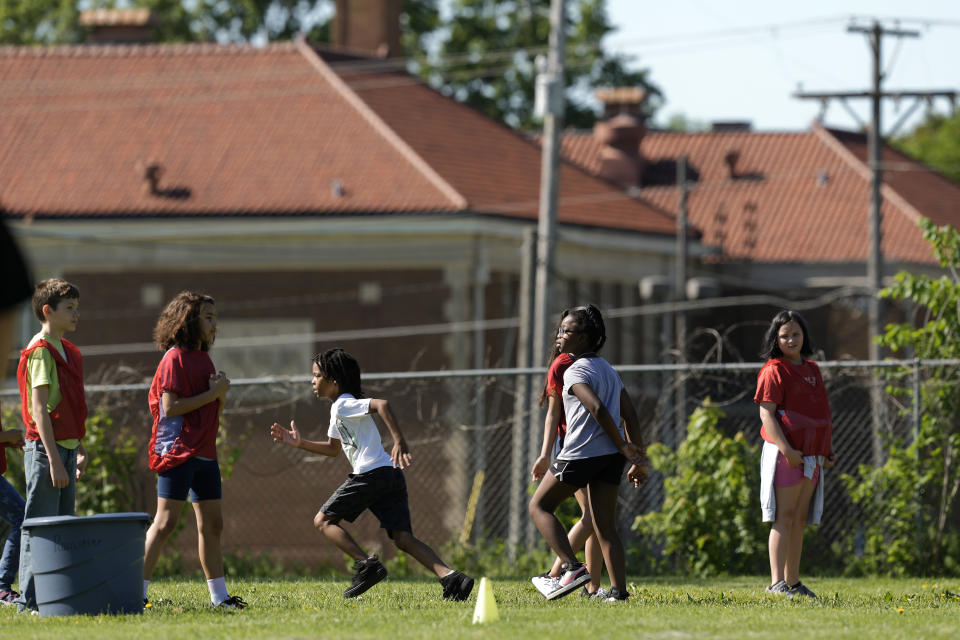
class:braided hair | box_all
[562,303,607,353]
[313,348,363,398]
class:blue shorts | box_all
[157,458,222,502]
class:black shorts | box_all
[321,465,412,537]
[551,453,626,488]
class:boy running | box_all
[270,348,474,601]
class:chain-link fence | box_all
[1,358,955,574]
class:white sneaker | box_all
[542,563,590,601]
[531,574,560,597]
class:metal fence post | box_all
[911,357,921,445]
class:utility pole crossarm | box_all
[794,90,957,101]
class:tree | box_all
[839,218,960,574]
[0,0,82,44]
[422,0,660,129]
[2,0,657,129]
[0,1,433,49]
[893,111,960,185]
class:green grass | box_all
[2,576,959,639]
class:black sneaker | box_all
[440,570,475,601]
[212,595,248,610]
[344,556,387,598]
[787,582,817,599]
[602,587,630,602]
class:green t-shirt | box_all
[26,332,79,450]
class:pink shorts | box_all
[773,452,820,488]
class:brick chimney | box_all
[332,0,402,58]
[593,88,647,188]
[80,9,157,44]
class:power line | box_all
[2,286,872,362]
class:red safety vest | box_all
[17,338,87,442]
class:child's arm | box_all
[270,420,342,457]
[0,429,24,447]
[758,401,803,466]
[532,395,562,482]
[31,384,70,488]
[161,371,229,418]
[368,398,411,469]
[619,388,645,449]
[75,443,88,481]
[569,383,644,465]
[619,388,647,487]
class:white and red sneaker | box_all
[542,562,590,600]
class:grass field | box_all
[2,576,958,639]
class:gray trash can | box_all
[22,512,151,617]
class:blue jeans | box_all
[0,474,25,590]
[16,440,77,610]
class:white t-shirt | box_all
[327,393,394,474]
[560,355,624,460]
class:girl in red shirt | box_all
[142,292,245,609]
[754,310,835,599]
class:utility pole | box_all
[794,19,955,462]
[532,0,565,380]
[674,156,689,441]
[794,19,955,360]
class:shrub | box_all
[632,404,767,576]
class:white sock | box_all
[207,577,229,605]
[143,580,150,600]
[440,569,455,579]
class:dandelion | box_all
[922,584,928,589]
[896,607,904,614]
[145,603,153,609]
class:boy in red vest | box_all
[14,279,88,613]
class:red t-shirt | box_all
[754,357,833,455]
[147,347,219,472]
[546,353,575,439]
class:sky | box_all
[604,0,960,134]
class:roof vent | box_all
[143,163,164,196]
[139,161,191,200]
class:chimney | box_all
[594,88,647,188]
[595,87,647,120]
[332,0,402,58]
[80,9,158,44]
[710,121,752,133]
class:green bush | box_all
[75,407,142,515]
[632,404,767,576]
[838,218,960,576]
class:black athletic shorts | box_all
[321,465,412,537]
[550,452,626,488]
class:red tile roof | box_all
[322,50,678,234]
[0,40,676,237]
[0,41,461,218]
[557,123,960,264]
